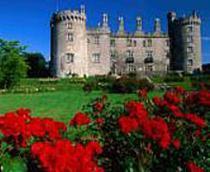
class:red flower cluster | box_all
[175,86,185,94]
[172,139,181,150]
[185,90,210,107]
[31,139,103,172]
[70,112,91,126]
[118,116,138,134]
[93,102,104,113]
[185,114,206,128]
[153,91,207,128]
[96,118,105,125]
[186,161,204,172]
[119,101,171,149]
[138,88,148,98]
[164,91,181,105]
[0,108,66,147]
[141,117,171,149]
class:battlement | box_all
[168,11,201,25]
[51,10,86,24]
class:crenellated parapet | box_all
[50,9,86,25]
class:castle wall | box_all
[87,29,111,76]
[50,8,202,77]
[110,35,170,74]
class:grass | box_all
[0,88,163,123]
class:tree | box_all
[23,52,50,78]
[0,39,28,89]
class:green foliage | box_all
[23,52,50,78]
[0,39,28,89]
[108,77,154,93]
[1,157,27,172]
[163,73,184,83]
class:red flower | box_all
[141,117,171,149]
[118,116,139,134]
[167,104,184,117]
[138,88,148,98]
[125,101,148,125]
[175,86,185,94]
[31,140,103,172]
[186,161,204,172]
[164,91,181,104]
[93,102,104,113]
[70,112,91,126]
[153,96,167,108]
[185,114,206,128]
[172,139,181,149]
[96,118,104,125]
[193,129,201,137]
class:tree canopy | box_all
[23,52,49,78]
[0,39,28,89]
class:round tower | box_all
[181,11,202,73]
[50,7,88,77]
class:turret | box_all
[136,16,142,32]
[80,5,85,14]
[102,13,108,28]
[135,16,143,35]
[167,12,176,23]
[154,18,161,34]
[50,9,88,77]
[117,17,125,35]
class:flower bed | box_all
[0,86,209,172]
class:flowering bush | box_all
[0,86,209,172]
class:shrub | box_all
[164,73,184,82]
[0,87,209,172]
[108,77,154,93]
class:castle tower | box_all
[181,11,202,72]
[167,11,202,73]
[50,6,88,77]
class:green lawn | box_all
[0,88,163,123]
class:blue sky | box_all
[0,0,209,63]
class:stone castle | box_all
[50,5,202,77]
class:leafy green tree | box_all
[0,39,28,89]
[23,52,50,78]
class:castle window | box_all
[143,39,152,47]
[188,59,193,66]
[67,33,73,42]
[143,40,146,47]
[127,38,132,47]
[128,64,136,72]
[187,26,194,32]
[146,51,153,58]
[187,46,193,53]
[94,36,100,44]
[187,36,193,43]
[66,53,74,63]
[110,39,115,47]
[92,53,100,63]
[67,22,72,29]
[127,50,133,57]
[166,40,170,46]
[145,65,153,72]
[133,40,137,47]
[147,39,152,47]
[126,50,134,63]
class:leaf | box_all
[1,157,27,172]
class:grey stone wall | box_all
[50,7,202,77]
